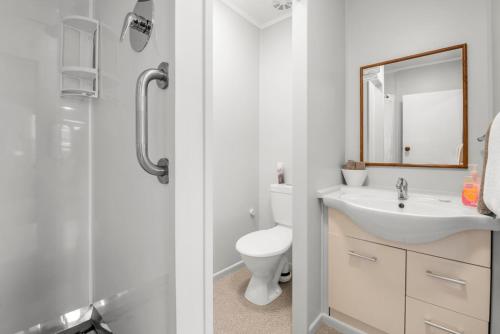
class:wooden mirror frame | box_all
[360,44,468,168]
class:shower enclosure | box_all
[2,0,175,332]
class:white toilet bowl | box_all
[236,184,293,305]
[236,225,292,305]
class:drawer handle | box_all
[426,271,467,286]
[424,320,463,334]
[348,250,377,262]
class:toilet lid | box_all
[236,226,292,258]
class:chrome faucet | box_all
[396,177,408,201]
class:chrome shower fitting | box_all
[120,12,152,41]
[120,0,154,52]
[273,0,292,10]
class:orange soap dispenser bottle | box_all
[462,164,481,207]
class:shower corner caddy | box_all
[60,16,100,98]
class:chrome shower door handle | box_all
[136,62,170,184]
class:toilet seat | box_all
[236,225,292,258]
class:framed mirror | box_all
[360,44,468,168]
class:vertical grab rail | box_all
[136,62,170,184]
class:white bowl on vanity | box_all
[341,169,368,187]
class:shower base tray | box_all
[16,305,112,334]
[56,306,112,334]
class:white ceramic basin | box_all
[321,186,500,244]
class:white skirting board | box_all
[308,313,366,334]
[213,259,293,281]
[308,314,324,334]
[213,261,244,280]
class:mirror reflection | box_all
[361,45,467,167]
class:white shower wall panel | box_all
[0,1,91,332]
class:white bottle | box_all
[277,162,285,184]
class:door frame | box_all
[174,1,213,333]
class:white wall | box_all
[0,1,91,332]
[389,60,463,96]
[293,0,345,331]
[494,0,500,115]
[346,0,494,193]
[259,18,293,229]
[176,0,212,332]
[491,0,500,333]
[213,0,260,273]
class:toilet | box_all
[236,184,293,305]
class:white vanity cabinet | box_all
[328,209,491,334]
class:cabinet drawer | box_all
[329,209,491,267]
[329,235,406,334]
[407,251,490,321]
[406,297,488,334]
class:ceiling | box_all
[220,0,292,29]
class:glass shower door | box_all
[1,0,175,333]
[92,0,175,332]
